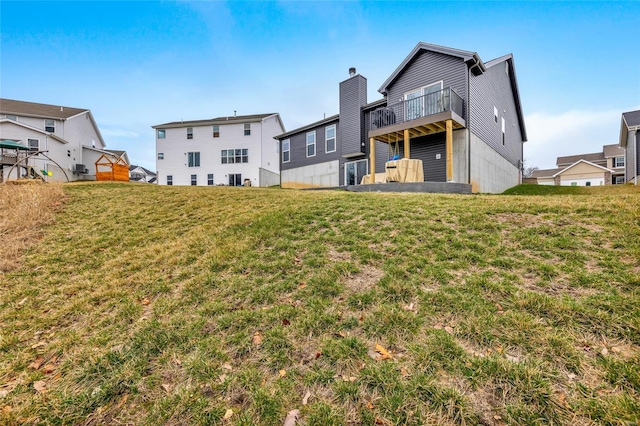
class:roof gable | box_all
[0,119,69,144]
[553,159,612,177]
[557,151,604,166]
[378,42,485,95]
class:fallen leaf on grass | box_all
[366,401,375,409]
[283,409,300,426]
[314,351,321,359]
[31,342,46,349]
[403,302,415,312]
[29,356,44,370]
[223,408,234,420]
[33,381,46,393]
[222,363,233,371]
[161,384,172,393]
[17,297,28,306]
[302,390,311,405]
[279,369,287,377]
[253,332,263,346]
[375,344,392,360]
[400,367,409,377]
[2,405,11,414]
[141,298,150,305]
[282,318,291,326]
[42,363,57,374]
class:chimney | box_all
[339,69,367,156]
[349,67,356,77]
[234,110,237,117]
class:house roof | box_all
[603,144,625,158]
[0,118,70,144]
[620,109,640,148]
[275,114,340,140]
[530,168,562,178]
[0,98,88,120]
[378,42,486,95]
[152,113,279,129]
[129,165,156,176]
[557,152,604,166]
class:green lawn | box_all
[1,182,639,425]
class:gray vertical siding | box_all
[340,75,367,156]
[386,50,467,114]
[627,130,639,182]
[280,120,341,171]
[469,59,523,167]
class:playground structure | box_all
[0,140,70,183]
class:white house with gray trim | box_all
[275,42,527,193]
[153,113,285,187]
[619,110,640,185]
[0,98,119,182]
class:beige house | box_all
[0,98,127,182]
[531,144,624,186]
[532,159,612,186]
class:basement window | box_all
[167,175,173,185]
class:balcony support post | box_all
[446,119,453,182]
[403,129,410,159]
[370,137,376,183]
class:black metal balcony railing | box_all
[370,87,464,131]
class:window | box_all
[208,174,214,185]
[221,149,248,164]
[345,159,368,186]
[585,181,591,187]
[244,123,251,136]
[5,115,17,121]
[187,128,193,139]
[213,125,220,138]
[28,138,39,152]
[494,107,498,124]
[404,81,443,120]
[157,129,166,139]
[613,175,625,184]
[45,119,55,133]
[501,117,506,146]
[615,157,625,167]
[167,175,173,185]
[306,131,316,157]
[188,151,200,167]
[191,174,197,186]
[325,125,336,153]
[282,139,290,163]
[157,152,164,160]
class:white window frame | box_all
[44,119,55,133]
[501,117,506,146]
[325,125,336,153]
[28,138,39,152]
[167,175,173,185]
[191,174,197,186]
[344,159,369,186]
[208,174,214,185]
[282,139,290,163]
[187,128,193,139]
[213,125,220,138]
[5,115,17,121]
[157,152,164,160]
[157,129,166,139]
[615,157,625,168]
[188,151,200,167]
[306,131,316,158]
[244,123,251,136]
[613,175,625,184]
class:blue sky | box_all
[2,1,639,171]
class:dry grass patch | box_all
[0,181,65,272]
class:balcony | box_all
[369,87,465,143]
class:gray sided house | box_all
[275,42,527,193]
[620,110,640,185]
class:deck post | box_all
[403,129,410,159]
[370,137,376,183]
[446,119,453,182]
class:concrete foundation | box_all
[346,182,472,194]
[469,132,519,193]
[281,160,339,189]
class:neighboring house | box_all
[531,160,613,186]
[275,42,527,193]
[0,98,125,182]
[532,143,625,186]
[619,110,640,185]
[152,113,285,187]
[129,165,157,183]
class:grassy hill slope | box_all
[1,183,639,425]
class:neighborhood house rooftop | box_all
[152,113,278,129]
[0,98,88,120]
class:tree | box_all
[522,158,539,178]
